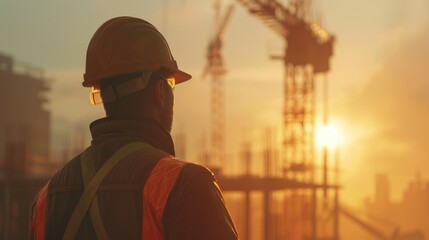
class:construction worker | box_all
[30,16,238,240]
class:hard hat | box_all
[83,16,191,88]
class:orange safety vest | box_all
[31,142,186,240]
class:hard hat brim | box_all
[173,69,192,84]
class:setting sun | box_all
[316,125,340,149]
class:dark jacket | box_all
[30,117,238,240]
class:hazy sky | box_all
[1,0,428,206]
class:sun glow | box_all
[316,125,340,149]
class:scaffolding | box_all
[216,0,337,239]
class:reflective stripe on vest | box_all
[32,183,49,240]
[142,157,186,240]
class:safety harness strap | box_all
[62,142,168,240]
[80,149,110,240]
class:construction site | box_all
[0,0,428,239]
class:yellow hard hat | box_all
[83,16,191,88]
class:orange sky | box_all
[1,0,428,206]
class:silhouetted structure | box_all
[0,52,51,176]
[237,0,334,180]
[364,174,428,239]
[0,52,52,239]
[202,0,234,171]
[214,0,338,239]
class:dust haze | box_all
[339,27,429,203]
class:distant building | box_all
[0,52,51,176]
[0,52,54,239]
[374,174,390,208]
[365,173,429,239]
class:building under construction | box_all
[204,1,426,240]
[0,52,51,176]
[201,0,338,239]
[0,52,52,239]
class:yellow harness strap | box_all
[80,148,110,240]
[62,142,167,240]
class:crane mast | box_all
[202,1,235,171]
[235,1,334,239]
[237,0,334,181]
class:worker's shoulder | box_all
[49,155,82,190]
[158,157,216,182]
[157,156,213,176]
[162,160,221,208]
[180,161,216,180]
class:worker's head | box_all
[99,70,175,131]
[82,16,191,132]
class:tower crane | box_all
[234,1,335,239]
[236,0,334,181]
[202,1,235,172]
